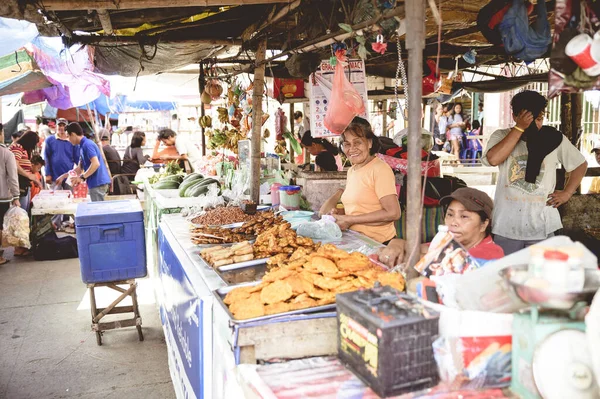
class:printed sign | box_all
[309,59,369,138]
[158,229,203,399]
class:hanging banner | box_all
[309,59,369,138]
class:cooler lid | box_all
[75,200,143,226]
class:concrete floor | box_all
[0,249,176,399]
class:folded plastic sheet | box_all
[236,356,512,399]
[0,17,38,58]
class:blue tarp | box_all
[77,94,177,115]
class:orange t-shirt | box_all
[30,172,42,200]
[341,157,398,243]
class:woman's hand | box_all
[377,239,406,267]
[333,214,352,231]
[29,174,42,188]
[12,199,20,207]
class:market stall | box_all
[155,211,390,398]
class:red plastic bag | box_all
[324,58,365,134]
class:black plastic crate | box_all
[336,285,439,397]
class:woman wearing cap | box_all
[319,117,401,244]
[378,187,504,267]
[301,131,340,172]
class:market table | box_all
[156,214,385,399]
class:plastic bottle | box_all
[429,225,450,252]
[542,250,570,291]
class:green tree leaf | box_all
[338,23,353,33]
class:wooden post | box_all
[199,63,207,156]
[382,99,388,138]
[250,39,267,204]
[289,102,295,163]
[86,104,112,184]
[405,0,425,275]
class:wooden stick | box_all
[42,0,288,11]
[250,38,267,204]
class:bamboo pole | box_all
[86,104,113,185]
[289,103,295,163]
[199,63,207,156]
[405,0,425,276]
[250,39,267,204]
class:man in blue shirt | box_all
[43,118,79,187]
[65,123,111,202]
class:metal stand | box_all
[88,279,144,346]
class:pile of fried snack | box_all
[191,211,287,245]
[231,212,286,236]
[190,226,251,245]
[253,222,318,259]
[200,241,254,268]
[224,244,406,320]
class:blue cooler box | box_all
[75,200,147,283]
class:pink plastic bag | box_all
[324,59,365,134]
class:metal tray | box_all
[213,281,336,324]
[197,252,267,271]
[217,264,268,285]
[218,257,269,272]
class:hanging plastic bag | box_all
[324,56,366,134]
[2,206,31,249]
[549,0,600,97]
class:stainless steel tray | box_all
[197,252,267,271]
[218,257,269,271]
[213,281,336,324]
[217,264,268,285]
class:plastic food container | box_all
[279,185,301,210]
[270,183,282,206]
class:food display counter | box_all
[156,213,385,399]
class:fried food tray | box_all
[217,264,268,285]
[197,250,268,271]
[213,281,336,324]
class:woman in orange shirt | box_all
[319,117,400,244]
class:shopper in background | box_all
[378,187,504,267]
[157,128,202,171]
[482,90,588,255]
[432,102,446,151]
[9,131,41,256]
[0,145,20,264]
[11,131,22,144]
[301,130,340,172]
[65,123,111,202]
[43,118,79,188]
[122,131,150,178]
[319,117,400,244]
[100,129,121,176]
[589,144,600,194]
[29,155,45,202]
[10,131,42,210]
[448,103,466,161]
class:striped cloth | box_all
[396,205,445,243]
[9,143,32,173]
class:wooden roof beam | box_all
[96,9,113,34]
[39,0,288,11]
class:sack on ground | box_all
[33,231,78,261]
[2,206,31,249]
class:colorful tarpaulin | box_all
[21,37,110,109]
[0,50,52,97]
[0,17,38,58]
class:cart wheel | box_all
[96,331,102,346]
[137,325,144,342]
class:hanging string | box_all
[394,33,409,121]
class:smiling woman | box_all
[319,117,400,244]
